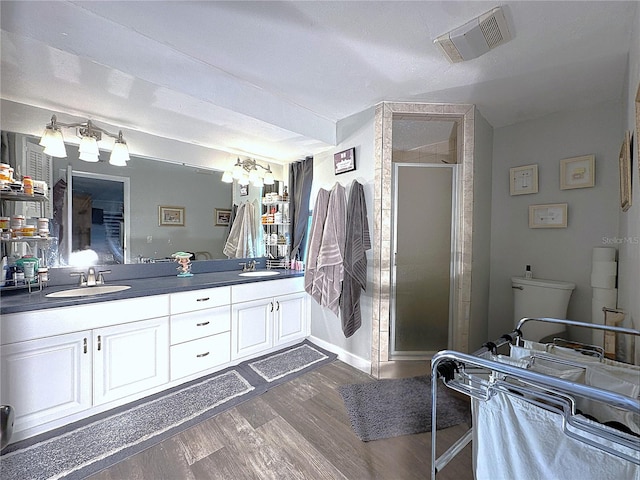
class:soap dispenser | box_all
[525,265,533,279]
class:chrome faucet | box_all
[239,260,260,272]
[86,267,97,286]
[70,267,111,286]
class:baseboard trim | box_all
[307,335,371,374]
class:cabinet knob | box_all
[196,297,210,302]
[196,321,210,327]
[97,335,102,351]
[196,351,210,358]
[83,338,88,354]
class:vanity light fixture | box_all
[39,114,131,165]
[221,158,275,187]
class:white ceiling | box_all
[0,1,636,163]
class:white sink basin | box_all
[238,271,280,277]
[46,285,131,298]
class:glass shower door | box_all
[391,163,456,357]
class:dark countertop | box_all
[0,269,305,315]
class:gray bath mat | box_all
[248,343,329,381]
[339,375,471,441]
[1,340,336,480]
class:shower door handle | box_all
[512,285,524,290]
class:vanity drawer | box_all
[231,277,304,303]
[170,332,231,380]
[170,307,230,345]
[170,286,231,314]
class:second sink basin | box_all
[238,271,280,277]
[46,285,131,298]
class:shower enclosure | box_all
[371,102,475,376]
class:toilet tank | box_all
[511,277,575,342]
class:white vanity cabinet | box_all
[0,295,170,439]
[93,317,169,405]
[0,276,307,442]
[231,277,307,360]
[169,286,231,380]
[0,331,92,433]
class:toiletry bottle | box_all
[525,265,532,279]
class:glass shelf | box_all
[0,192,48,202]
[1,236,56,244]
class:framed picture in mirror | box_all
[215,208,231,226]
[159,206,185,226]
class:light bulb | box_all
[109,142,130,166]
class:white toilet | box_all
[512,276,575,342]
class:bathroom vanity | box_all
[0,272,307,442]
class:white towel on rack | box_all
[473,393,639,480]
[223,202,256,258]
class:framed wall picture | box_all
[560,154,595,189]
[240,184,249,196]
[636,81,639,175]
[158,206,185,226]
[619,130,632,212]
[509,164,538,195]
[529,203,568,228]
[215,208,232,226]
[334,148,356,175]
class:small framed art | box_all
[334,148,356,175]
[529,203,568,229]
[158,206,185,226]
[215,208,232,226]
[619,131,632,212]
[509,164,538,195]
[636,81,640,175]
[560,154,595,190]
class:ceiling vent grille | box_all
[434,7,512,63]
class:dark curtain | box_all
[289,156,313,261]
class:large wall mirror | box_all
[1,131,269,270]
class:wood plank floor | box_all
[89,361,473,480]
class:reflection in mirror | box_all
[2,131,240,269]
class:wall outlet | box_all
[146,236,153,243]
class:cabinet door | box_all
[93,317,169,405]
[0,331,92,433]
[274,292,308,346]
[231,299,272,360]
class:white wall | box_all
[308,108,375,366]
[488,100,623,344]
[619,4,640,363]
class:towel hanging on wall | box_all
[340,180,371,337]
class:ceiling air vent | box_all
[434,6,512,63]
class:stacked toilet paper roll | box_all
[591,247,617,346]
